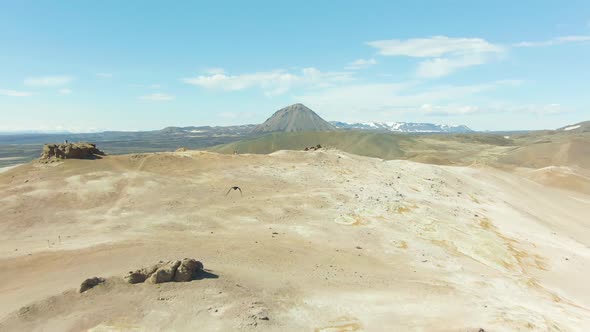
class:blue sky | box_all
[1,1,589,132]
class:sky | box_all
[1,0,589,132]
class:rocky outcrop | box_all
[79,277,105,293]
[124,258,204,284]
[304,144,322,151]
[40,142,105,160]
[147,260,182,284]
[124,263,162,284]
[174,258,204,282]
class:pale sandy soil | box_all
[0,150,589,331]
[0,164,23,173]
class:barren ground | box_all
[0,149,589,331]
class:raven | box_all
[225,186,242,196]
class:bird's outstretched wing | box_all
[225,186,242,196]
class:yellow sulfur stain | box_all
[396,240,408,249]
[314,323,362,332]
[394,203,418,214]
[335,214,365,226]
[479,218,493,229]
[478,217,547,272]
[395,206,411,214]
[315,317,362,332]
[350,217,363,226]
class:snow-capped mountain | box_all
[330,121,473,133]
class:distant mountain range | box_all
[2,103,473,136]
[160,104,472,134]
[331,121,473,133]
[5,104,589,136]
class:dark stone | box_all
[79,277,105,293]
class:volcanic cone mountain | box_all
[252,103,336,133]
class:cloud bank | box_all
[367,36,505,78]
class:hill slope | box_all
[211,131,514,165]
[1,150,589,330]
[557,121,590,133]
[212,128,590,169]
[252,103,335,133]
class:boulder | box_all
[79,277,105,293]
[124,271,147,284]
[147,260,182,284]
[40,142,105,160]
[124,259,205,284]
[124,263,163,284]
[173,258,204,282]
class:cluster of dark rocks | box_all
[304,144,322,151]
[125,258,204,284]
[40,142,105,160]
[79,258,204,293]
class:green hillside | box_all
[211,131,408,158]
[209,131,515,165]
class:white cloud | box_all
[183,67,353,96]
[367,36,503,57]
[24,75,73,87]
[345,58,377,70]
[0,125,105,134]
[58,88,72,95]
[96,73,113,78]
[297,80,523,121]
[0,89,32,97]
[138,93,175,101]
[415,102,570,117]
[536,103,566,115]
[494,103,572,115]
[513,35,590,47]
[420,104,481,116]
[367,36,505,78]
[416,55,489,78]
[206,68,225,75]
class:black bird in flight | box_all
[225,186,242,196]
